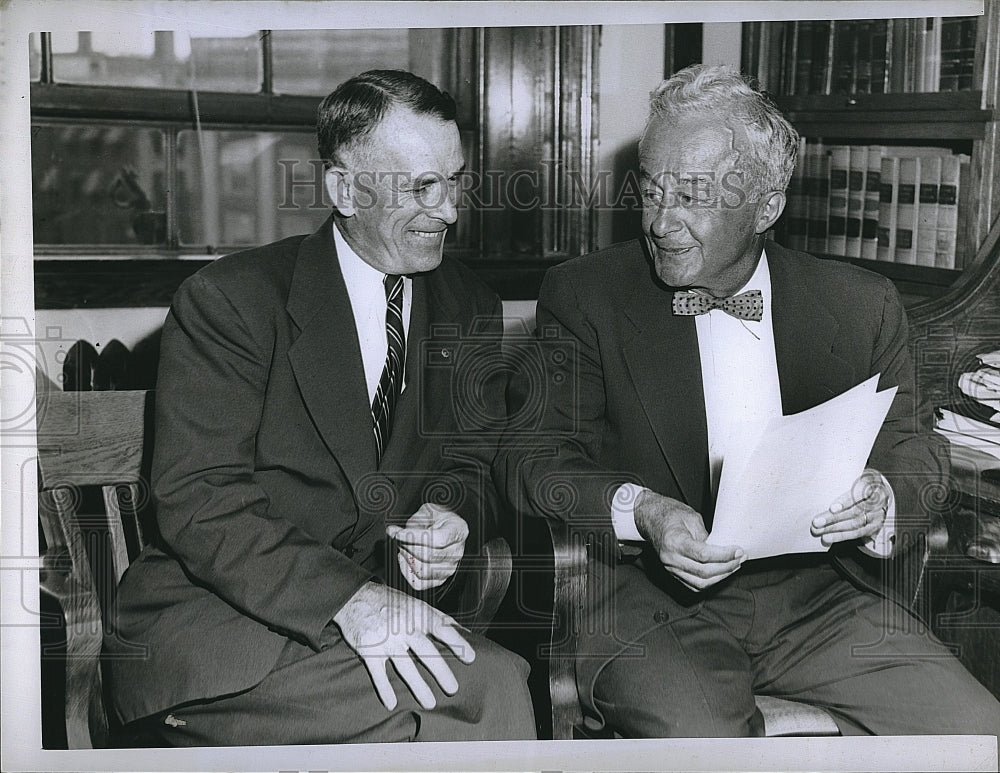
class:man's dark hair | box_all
[317,69,457,167]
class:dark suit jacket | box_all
[498,239,946,674]
[108,217,505,724]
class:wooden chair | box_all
[36,386,513,748]
[36,389,153,748]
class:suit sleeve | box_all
[496,267,633,532]
[152,274,373,651]
[868,278,948,543]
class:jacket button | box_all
[342,545,356,558]
[653,610,669,623]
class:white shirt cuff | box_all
[611,483,646,542]
[858,473,896,559]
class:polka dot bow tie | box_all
[671,288,764,321]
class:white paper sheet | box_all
[706,375,897,560]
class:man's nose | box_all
[434,186,459,225]
[649,201,681,238]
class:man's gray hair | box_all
[645,64,799,201]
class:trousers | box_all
[591,559,1000,737]
[139,627,536,745]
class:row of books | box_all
[744,17,979,96]
[781,141,970,270]
[935,350,1000,463]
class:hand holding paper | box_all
[634,490,745,591]
[705,375,897,561]
[810,468,891,546]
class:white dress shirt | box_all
[333,222,412,403]
[611,250,895,557]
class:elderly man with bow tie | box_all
[497,63,1000,738]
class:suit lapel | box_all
[287,217,377,492]
[620,248,710,508]
[768,243,847,415]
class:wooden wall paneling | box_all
[554,26,599,259]
[479,26,598,263]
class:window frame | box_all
[31,27,602,303]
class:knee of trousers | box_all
[458,637,534,716]
[593,661,756,738]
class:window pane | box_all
[271,29,410,96]
[177,129,329,249]
[50,30,261,91]
[32,124,167,246]
[29,33,41,81]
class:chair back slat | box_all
[101,483,143,584]
[38,489,110,749]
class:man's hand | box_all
[386,503,468,591]
[332,580,474,711]
[634,490,745,591]
[811,468,890,547]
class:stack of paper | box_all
[706,375,897,560]
[935,348,1000,460]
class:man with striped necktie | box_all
[107,70,534,746]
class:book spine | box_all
[758,21,773,90]
[915,155,941,267]
[741,22,761,80]
[782,21,799,95]
[959,17,977,90]
[939,16,962,91]
[811,21,835,95]
[914,18,926,92]
[762,21,785,94]
[935,154,960,269]
[793,20,814,95]
[783,135,809,250]
[926,17,941,92]
[862,145,883,260]
[845,145,868,258]
[877,155,899,262]
[807,141,829,254]
[955,154,971,268]
[889,18,907,93]
[854,20,873,94]
[870,19,889,94]
[832,20,858,94]
[827,145,850,255]
[905,18,919,92]
[894,156,919,264]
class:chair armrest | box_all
[545,519,588,739]
[456,536,513,635]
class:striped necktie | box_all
[372,274,405,463]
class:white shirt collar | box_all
[333,220,388,293]
[331,220,412,402]
[733,248,772,311]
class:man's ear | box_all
[754,190,786,234]
[325,166,355,217]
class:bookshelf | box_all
[743,9,1000,305]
